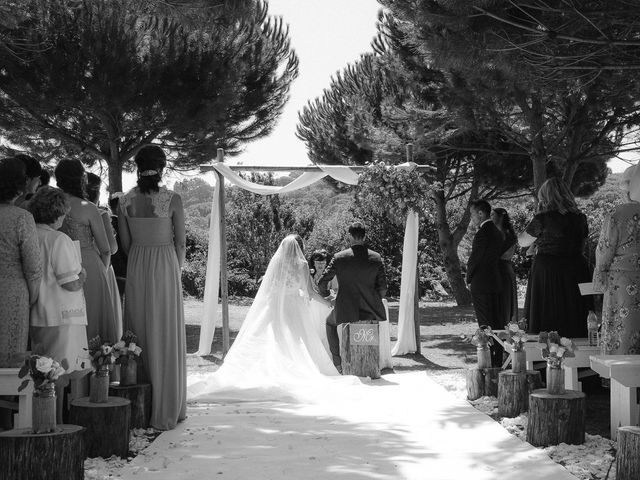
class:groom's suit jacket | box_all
[318,244,387,324]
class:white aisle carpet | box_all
[116,371,577,480]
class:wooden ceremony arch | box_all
[200,146,432,357]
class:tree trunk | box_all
[108,159,124,193]
[526,389,586,447]
[514,90,547,193]
[433,190,472,306]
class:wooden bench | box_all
[497,334,599,391]
[589,355,640,439]
[0,367,33,429]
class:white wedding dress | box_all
[188,235,360,402]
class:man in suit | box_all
[467,199,504,367]
[318,221,387,372]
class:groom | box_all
[318,221,387,372]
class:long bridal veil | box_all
[188,235,359,402]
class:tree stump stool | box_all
[616,426,640,480]
[498,371,528,417]
[0,424,85,480]
[109,383,151,428]
[339,322,380,379]
[69,396,131,458]
[526,389,585,447]
[465,367,500,400]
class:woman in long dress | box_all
[492,208,518,326]
[55,160,120,343]
[0,157,42,368]
[518,178,593,337]
[593,165,640,354]
[188,235,357,402]
[119,146,186,430]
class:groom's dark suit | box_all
[318,244,387,368]
[467,219,504,367]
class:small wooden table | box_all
[590,355,640,439]
[495,332,599,391]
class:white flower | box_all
[556,347,566,357]
[101,345,112,355]
[35,356,53,374]
[133,346,142,356]
[128,342,137,351]
[114,341,126,350]
[512,335,521,344]
[508,323,520,333]
[549,344,559,354]
[560,337,572,347]
[521,334,528,343]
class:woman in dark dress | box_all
[492,208,518,326]
[518,178,593,338]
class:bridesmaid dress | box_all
[120,187,186,430]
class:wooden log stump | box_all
[339,322,380,379]
[616,426,640,480]
[0,424,85,480]
[69,396,131,458]
[498,371,528,417]
[465,367,500,400]
[526,389,586,447]
[109,383,151,428]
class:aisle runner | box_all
[117,372,577,480]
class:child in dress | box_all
[28,186,90,420]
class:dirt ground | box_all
[183,297,611,439]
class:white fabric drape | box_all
[391,209,419,356]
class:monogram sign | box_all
[350,324,379,345]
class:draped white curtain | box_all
[196,162,418,356]
[391,210,419,355]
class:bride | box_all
[188,234,357,402]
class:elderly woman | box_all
[0,157,42,367]
[518,178,593,337]
[593,165,640,354]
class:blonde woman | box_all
[593,165,640,354]
[518,178,593,337]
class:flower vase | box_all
[89,369,109,403]
[512,349,526,373]
[546,363,565,395]
[119,358,137,386]
[32,384,56,434]
[477,346,492,369]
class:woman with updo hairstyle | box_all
[119,145,186,430]
[0,157,42,368]
[55,159,120,343]
[14,153,43,207]
[28,186,90,420]
[491,208,518,325]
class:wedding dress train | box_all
[188,236,360,402]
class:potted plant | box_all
[114,331,142,386]
[538,331,576,394]
[83,336,119,403]
[18,355,65,433]
[501,322,529,373]
[469,327,494,369]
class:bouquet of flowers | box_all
[114,330,142,363]
[501,322,528,351]
[467,326,494,348]
[538,331,576,368]
[17,355,65,393]
[83,335,119,371]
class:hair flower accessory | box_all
[139,169,158,177]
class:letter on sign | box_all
[350,324,379,345]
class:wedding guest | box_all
[28,187,90,420]
[14,154,42,207]
[55,159,119,343]
[108,193,127,297]
[86,172,123,325]
[309,250,337,289]
[119,145,186,430]
[39,168,51,188]
[518,178,593,337]
[467,199,504,367]
[491,208,518,325]
[593,165,640,354]
[0,157,42,367]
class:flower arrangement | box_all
[83,335,119,372]
[114,330,142,363]
[467,326,494,348]
[538,331,576,368]
[17,355,65,393]
[501,322,528,351]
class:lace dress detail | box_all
[121,187,173,218]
